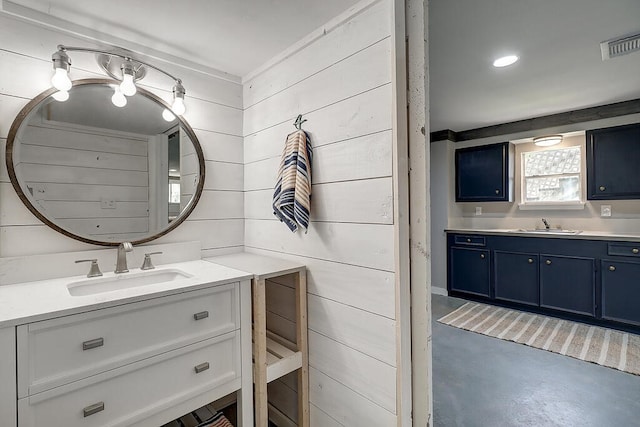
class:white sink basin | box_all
[67,269,193,296]
[512,229,582,235]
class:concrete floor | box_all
[432,294,640,427]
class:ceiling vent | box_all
[600,32,640,60]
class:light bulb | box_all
[51,68,72,91]
[493,55,519,67]
[162,108,176,121]
[111,87,127,107]
[171,97,186,115]
[120,73,137,96]
[51,90,69,102]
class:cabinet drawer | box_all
[18,331,240,427]
[18,283,239,397]
[607,242,640,258]
[453,235,486,246]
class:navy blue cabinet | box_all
[449,246,491,297]
[455,142,513,202]
[587,123,640,200]
[539,255,595,317]
[494,251,539,306]
[601,260,640,326]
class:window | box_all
[521,146,582,205]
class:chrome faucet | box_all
[541,218,551,230]
[115,242,133,273]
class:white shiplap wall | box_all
[242,1,401,425]
[0,14,244,258]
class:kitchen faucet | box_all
[115,242,133,273]
[541,218,551,230]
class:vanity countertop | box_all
[0,259,253,328]
[446,228,640,242]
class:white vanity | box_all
[0,258,254,427]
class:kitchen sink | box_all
[67,268,193,296]
[511,229,582,235]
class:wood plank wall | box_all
[242,1,399,424]
[0,14,244,257]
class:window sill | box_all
[518,202,585,211]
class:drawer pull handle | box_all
[599,186,606,191]
[528,258,534,264]
[546,260,552,265]
[480,254,485,259]
[633,248,639,254]
[83,338,104,351]
[467,238,471,243]
[194,311,209,321]
[194,362,210,374]
[609,265,616,271]
[83,402,104,417]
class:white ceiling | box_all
[7,0,361,78]
[429,0,640,131]
[7,0,639,132]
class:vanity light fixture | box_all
[493,55,519,67]
[49,45,187,115]
[533,135,563,147]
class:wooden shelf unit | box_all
[205,253,309,427]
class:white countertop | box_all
[0,260,253,328]
[446,228,640,242]
[204,252,305,280]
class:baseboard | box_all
[431,286,448,296]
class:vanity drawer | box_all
[453,235,486,246]
[608,242,640,258]
[18,330,240,427]
[17,283,239,397]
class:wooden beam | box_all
[430,98,640,142]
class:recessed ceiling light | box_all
[493,55,519,67]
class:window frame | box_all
[517,140,586,210]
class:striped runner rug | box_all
[438,302,640,376]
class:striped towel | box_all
[273,129,313,232]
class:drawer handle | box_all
[467,238,471,243]
[83,338,104,351]
[528,258,534,264]
[633,248,639,254]
[194,362,210,374]
[609,265,616,271]
[599,186,606,191]
[83,402,104,417]
[194,311,209,321]
[480,254,485,259]
[546,260,552,265]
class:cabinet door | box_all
[540,255,595,317]
[455,142,512,202]
[601,260,640,326]
[449,247,491,297]
[587,123,640,200]
[494,251,539,306]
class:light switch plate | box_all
[601,205,612,217]
[475,206,482,216]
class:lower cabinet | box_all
[539,255,596,317]
[601,260,640,326]
[494,251,539,306]
[449,246,491,297]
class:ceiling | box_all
[429,0,640,132]
[5,0,361,78]
[6,0,639,132]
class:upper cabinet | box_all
[455,142,514,202]
[587,123,640,200]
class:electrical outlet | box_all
[101,199,116,209]
[475,206,482,216]
[601,205,612,217]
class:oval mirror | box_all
[6,79,205,246]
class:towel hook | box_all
[293,114,307,130]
